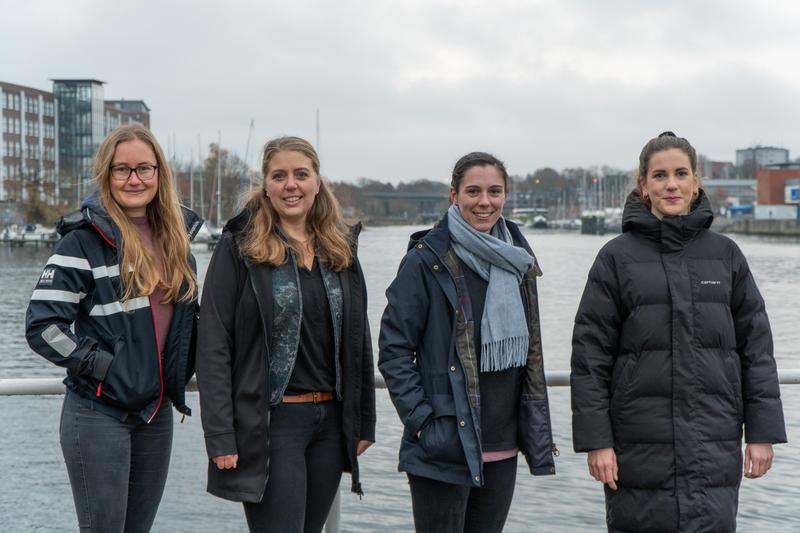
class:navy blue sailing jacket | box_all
[25,195,202,422]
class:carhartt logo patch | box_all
[700,280,721,285]
[39,268,56,286]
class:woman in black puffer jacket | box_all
[570,132,786,533]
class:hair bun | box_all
[658,131,677,138]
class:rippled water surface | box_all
[2,228,798,532]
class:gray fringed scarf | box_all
[447,204,534,372]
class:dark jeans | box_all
[408,455,518,533]
[59,390,173,533]
[244,401,345,533]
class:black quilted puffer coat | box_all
[571,190,786,533]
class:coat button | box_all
[433,264,439,271]
[459,420,466,427]
[416,244,423,249]
[450,365,456,372]
[474,475,480,482]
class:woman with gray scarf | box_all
[379,152,557,532]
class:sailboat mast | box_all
[189,148,194,211]
[216,129,222,228]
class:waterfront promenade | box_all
[2,227,798,531]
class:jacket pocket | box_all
[98,335,160,410]
[724,352,744,423]
[418,394,467,465]
[610,355,637,414]
[518,396,556,475]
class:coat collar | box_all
[410,211,534,259]
[622,189,713,252]
[225,206,362,248]
[56,193,203,248]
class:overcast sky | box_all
[2,0,799,182]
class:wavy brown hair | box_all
[239,136,352,270]
[93,124,197,303]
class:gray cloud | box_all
[2,0,799,181]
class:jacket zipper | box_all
[148,299,165,423]
[90,221,117,249]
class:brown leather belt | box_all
[281,391,335,404]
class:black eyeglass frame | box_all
[109,164,159,181]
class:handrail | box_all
[2,369,799,396]
[3,368,798,533]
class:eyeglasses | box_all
[110,164,158,182]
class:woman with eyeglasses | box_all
[25,124,201,531]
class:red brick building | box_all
[0,81,58,203]
[757,165,800,204]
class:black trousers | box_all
[243,401,345,533]
[408,455,518,533]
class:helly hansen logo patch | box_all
[700,280,721,285]
[39,268,56,286]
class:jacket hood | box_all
[622,189,713,251]
[407,214,448,253]
[223,207,251,235]
[56,193,204,246]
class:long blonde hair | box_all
[93,124,197,303]
[239,136,352,270]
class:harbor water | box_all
[1,227,799,532]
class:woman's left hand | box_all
[744,443,774,479]
[356,440,373,456]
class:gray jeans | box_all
[59,390,173,532]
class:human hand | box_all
[588,448,618,490]
[356,440,373,456]
[212,454,239,470]
[744,443,773,479]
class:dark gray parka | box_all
[571,191,786,533]
[195,210,376,502]
[379,215,556,487]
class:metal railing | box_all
[3,370,800,396]
[2,369,798,533]
[0,371,563,395]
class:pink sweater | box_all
[130,216,174,355]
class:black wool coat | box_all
[571,191,786,533]
[195,210,376,502]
